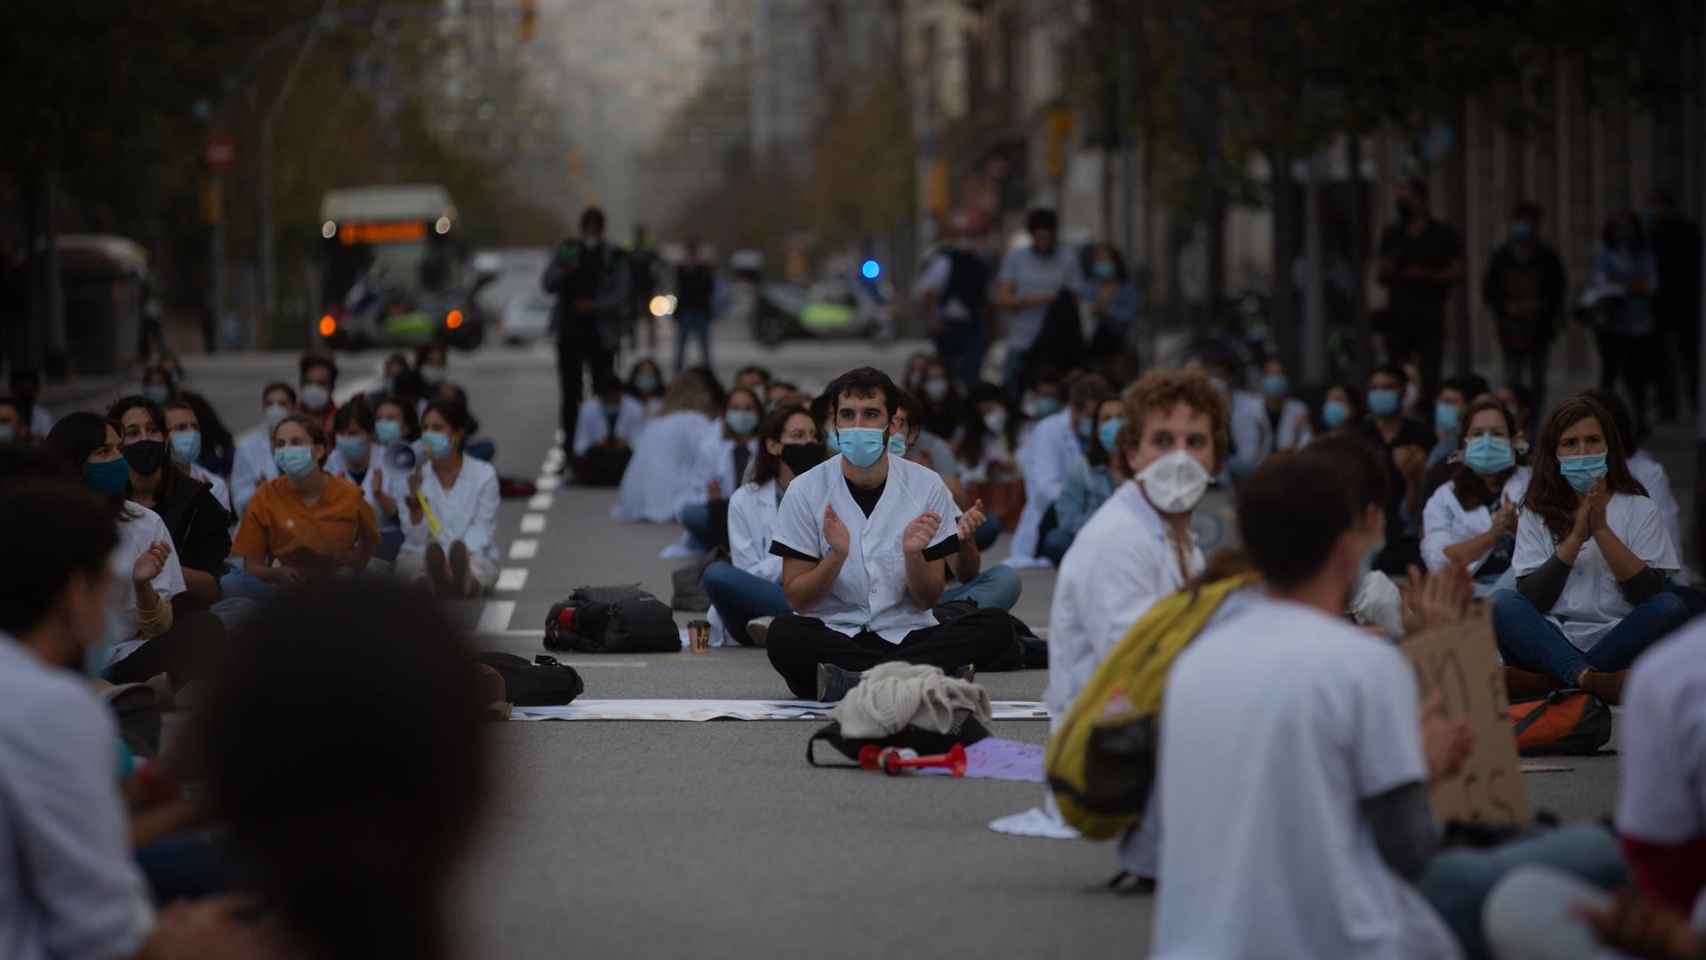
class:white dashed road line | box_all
[495,568,530,592]
[528,493,554,511]
[509,539,539,560]
[476,600,517,633]
[520,513,547,534]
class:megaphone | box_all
[384,442,417,472]
[857,743,968,778]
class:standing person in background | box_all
[916,213,992,390]
[1645,189,1702,420]
[230,382,296,521]
[543,206,630,471]
[1378,178,1465,403]
[1084,243,1142,374]
[993,208,1085,399]
[673,239,716,374]
[628,224,659,353]
[1483,202,1567,414]
[1591,211,1662,439]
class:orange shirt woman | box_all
[232,414,378,583]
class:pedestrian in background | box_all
[1644,189,1703,419]
[1483,202,1567,415]
[543,206,630,472]
[1588,211,1661,439]
[1377,178,1465,403]
[673,238,716,374]
[915,212,992,390]
[993,208,1085,400]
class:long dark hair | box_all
[749,404,814,488]
[109,395,187,504]
[1522,395,1647,541]
[179,389,234,466]
[1450,398,1518,512]
[44,411,130,518]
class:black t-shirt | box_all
[1379,218,1462,328]
[770,477,961,563]
[1357,418,1433,545]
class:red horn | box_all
[868,743,968,778]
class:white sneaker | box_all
[745,616,775,647]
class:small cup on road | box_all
[687,619,712,654]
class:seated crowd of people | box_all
[4,333,1704,957]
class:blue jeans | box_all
[1415,822,1626,960]
[466,438,496,462]
[137,832,231,904]
[702,561,790,645]
[974,512,1001,551]
[681,500,729,551]
[1492,583,1706,684]
[932,320,986,389]
[219,569,275,601]
[943,563,1021,612]
[676,310,711,372]
[1039,526,1075,566]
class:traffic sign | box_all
[204,133,236,170]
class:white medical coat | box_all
[770,454,960,644]
[573,395,647,457]
[612,410,713,523]
[229,430,279,523]
[1011,409,1079,561]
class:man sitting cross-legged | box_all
[766,367,1028,701]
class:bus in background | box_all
[315,184,482,350]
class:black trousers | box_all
[1596,331,1657,436]
[1386,321,1445,408]
[556,332,615,458]
[766,608,1025,699]
[104,608,225,688]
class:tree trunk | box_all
[1348,134,1372,382]
[1269,142,1302,375]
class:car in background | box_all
[472,247,554,345]
[501,289,555,343]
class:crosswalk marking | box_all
[509,539,539,560]
[520,513,547,534]
[495,568,529,592]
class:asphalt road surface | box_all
[156,333,1618,958]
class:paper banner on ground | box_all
[1400,610,1533,827]
[988,806,1081,840]
[919,737,1046,782]
[509,699,1050,722]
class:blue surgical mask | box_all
[83,458,131,498]
[1559,453,1608,493]
[887,433,908,456]
[1092,261,1115,280]
[825,429,841,454]
[274,445,316,479]
[1367,388,1400,417]
[422,429,453,460]
[169,430,201,465]
[1511,221,1535,243]
[726,409,759,435]
[143,385,170,406]
[1464,435,1515,475]
[1030,396,1062,418]
[336,435,370,464]
[837,427,887,468]
[1322,400,1351,429]
[1262,374,1288,399]
[1435,403,1461,433]
[375,419,403,446]
[1097,417,1123,452]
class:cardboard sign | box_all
[1400,610,1533,827]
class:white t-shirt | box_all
[107,502,188,666]
[1420,467,1531,575]
[1512,493,1679,651]
[573,395,647,457]
[728,479,784,582]
[1629,451,1684,573]
[995,244,1085,349]
[914,250,970,320]
[230,430,279,522]
[612,410,714,524]
[1617,619,1706,863]
[769,454,960,644]
[1045,480,1203,721]
[0,635,153,959]
[1153,595,1460,960]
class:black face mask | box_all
[123,439,166,476]
[780,442,827,476]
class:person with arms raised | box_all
[764,367,1028,701]
[1421,398,1531,597]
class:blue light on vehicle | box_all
[861,259,880,279]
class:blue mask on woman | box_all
[336,435,371,464]
[1558,453,1608,493]
[1097,417,1123,453]
[887,433,908,456]
[1435,403,1461,433]
[274,445,316,479]
[1322,400,1351,429]
[726,410,759,435]
[169,430,202,465]
[83,458,131,498]
[1367,389,1400,417]
[1261,374,1288,398]
[837,427,887,468]
[422,430,453,460]
[1464,435,1515,474]
[375,419,402,446]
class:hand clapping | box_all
[902,511,942,555]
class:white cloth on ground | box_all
[832,661,992,739]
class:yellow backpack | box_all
[1044,574,1257,840]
